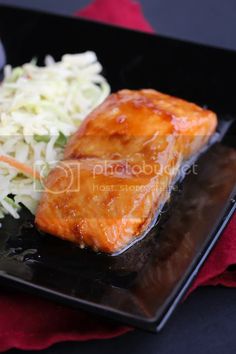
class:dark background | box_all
[0,1,235,353]
[0,0,236,50]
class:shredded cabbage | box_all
[0,52,110,219]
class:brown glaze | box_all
[35,89,217,253]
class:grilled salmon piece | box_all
[64,90,217,161]
[35,90,217,254]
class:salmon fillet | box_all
[35,90,217,253]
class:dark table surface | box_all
[0,1,235,353]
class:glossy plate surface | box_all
[0,5,235,332]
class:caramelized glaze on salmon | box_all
[35,90,217,253]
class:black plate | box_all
[0,5,235,332]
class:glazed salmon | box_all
[35,90,217,253]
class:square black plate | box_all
[0,5,235,332]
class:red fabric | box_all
[0,0,235,351]
[0,291,131,352]
[75,0,153,32]
[188,213,236,294]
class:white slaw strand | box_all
[0,52,110,219]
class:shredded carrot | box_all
[0,155,41,180]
